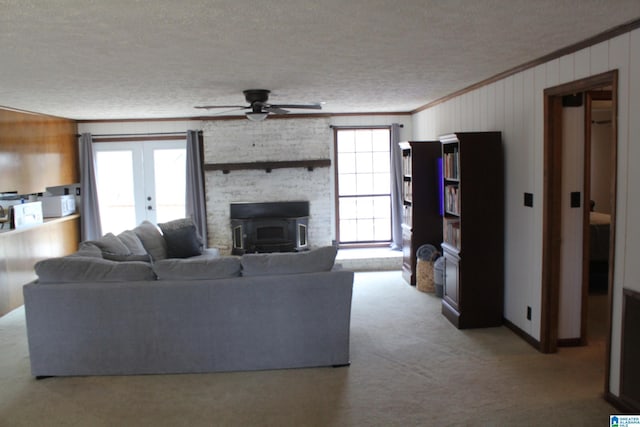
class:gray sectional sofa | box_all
[23,220,353,377]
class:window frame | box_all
[333,126,393,247]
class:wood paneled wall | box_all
[0,107,79,316]
[0,108,78,194]
[0,216,80,316]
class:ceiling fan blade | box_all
[205,107,248,116]
[194,105,248,110]
[271,103,322,110]
[265,106,290,115]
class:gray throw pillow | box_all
[89,233,130,256]
[69,242,104,258]
[117,230,148,256]
[240,246,338,277]
[133,221,168,261]
[35,256,156,283]
[153,256,241,280]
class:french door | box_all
[94,140,186,234]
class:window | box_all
[335,128,391,244]
[94,140,186,234]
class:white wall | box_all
[411,28,640,397]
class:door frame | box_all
[540,70,618,393]
[93,139,186,232]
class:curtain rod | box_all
[76,131,201,138]
[329,124,403,129]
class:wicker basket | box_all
[416,257,436,293]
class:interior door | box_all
[94,140,186,234]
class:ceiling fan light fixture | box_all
[246,111,268,122]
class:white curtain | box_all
[185,130,208,247]
[390,123,403,250]
[79,133,102,241]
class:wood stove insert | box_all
[230,201,309,255]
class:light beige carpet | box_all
[0,271,615,426]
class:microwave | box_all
[39,195,76,217]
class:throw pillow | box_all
[153,256,241,280]
[133,220,168,261]
[158,218,204,259]
[69,242,104,258]
[117,230,148,256]
[162,224,203,258]
[89,233,130,256]
[240,246,338,277]
[35,256,156,283]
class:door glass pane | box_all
[153,148,186,223]
[95,150,137,234]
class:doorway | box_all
[94,140,187,234]
[541,70,618,395]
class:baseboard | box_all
[605,391,640,413]
[503,318,542,351]
[557,338,583,347]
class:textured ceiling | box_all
[1,0,639,120]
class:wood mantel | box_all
[204,159,331,174]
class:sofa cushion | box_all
[35,256,156,283]
[153,256,241,280]
[133,221,168,261]
[102,253,152,263]
[240,246,338,277]
[158,218,203,258]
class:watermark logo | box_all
[610,415,640,427]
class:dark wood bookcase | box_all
[399,140,442,285]
[440,132,504,328]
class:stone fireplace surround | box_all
[203,118,334,253]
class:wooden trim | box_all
[541,71,617,398]
[412,18,640,114]
[605,391,640,414]
[203,159,331,174]
[557,338,583,347]
[620,288,640,411]
[77,111,410,124]
[503,318,542,351]
[606,71,619,398]
[540,94,563,354]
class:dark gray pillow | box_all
[153,256,241,280]
[133,221,168,261]
[241,246,338,277]
[158,218,204,258]
[35,256,156,283]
